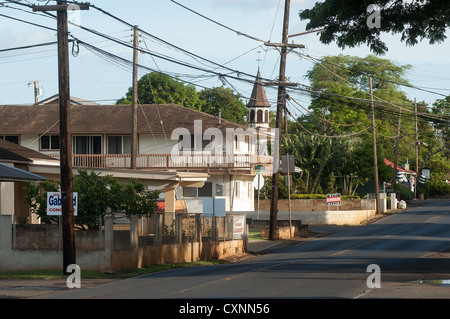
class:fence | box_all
[1,213,247,272]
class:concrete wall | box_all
[247,198,378,225]
[255,198,376,212]
[244,209,377,226]
[0,214,246,272]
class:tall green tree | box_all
[116,72,247,123]
[116,72,204,110]
[287,54,417,195]
[299,0,450,55]
[198,86,247,124]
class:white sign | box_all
[326,193,341,206]
[253,174,264,190]
[47,192,78,216]
[233,215,245,239]
[202,197,226,217]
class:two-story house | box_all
[0,69,275,220]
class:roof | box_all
[0,162,47,182]
[0,103,248,135]
[383,158,416,174]
[246,68,271,108]
[36,94,99,106]
[0,139,55,163]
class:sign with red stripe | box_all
[326,193,341,206]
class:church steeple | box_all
[247,68,271,128]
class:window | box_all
[0,135,19,144]
[73,136,101,154]
[183,182,213,198]
[40,135,59,150]
[108,136,131,154]
[249,110,255,123]
[257,109,263,123]
[235,181,240,199]
[178,134,210,151]
[198,182,213,197]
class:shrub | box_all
[289,194,360,200]
[395,183,414,201]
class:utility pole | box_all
[131,25,139,169]
[392,108,402,193]
[269,0,290,240]
[33,1,88,275]
[369,77,380,214]
[28,80,39,104]
[414,97,419,198]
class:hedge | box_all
[289,194,360,200]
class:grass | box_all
[248,227,268,241]
[0,260,226,280]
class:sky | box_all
[1,0,449,116]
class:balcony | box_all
[49,153,273,174]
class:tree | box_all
[199,86,248,124]
[120,178,159,216]
[24,180,59,224]
[116,72,204,110]
[286,54,416,195]
[24,170,160,229]
[299,0,450,55]
[116,72,248,123]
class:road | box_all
[35,199,449,300]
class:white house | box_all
[0,97,274,217]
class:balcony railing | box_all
[49,153,273,173]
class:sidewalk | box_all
[247,239,285,254]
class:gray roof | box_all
[36,94,99,106]
[0,163,47,182]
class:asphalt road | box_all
[30,198,450,301]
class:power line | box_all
[0,40,62,53]
[297,52,448,98]
[285,100,372,139]
[169,0,266,43]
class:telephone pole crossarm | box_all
[264,42,305,49]
[32,4,90,12]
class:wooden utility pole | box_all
[414,97,419,198]
[28,80,39,104]
[369,77,380,214]
[33,1,88,275]
[392,108,402,193]
[269,0,290,240]
[131,25,139,169]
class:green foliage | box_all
[299,0,450,55]
[23,170,160,229]
[428,179,450,197]
[121,178,159,216]
[395,183,415,201]
[116,72,247,123]
[199,86,247,124]
[117,72,203,110]
[23,180,59,224]
[290,194,326,199]
[290,194,360,199]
